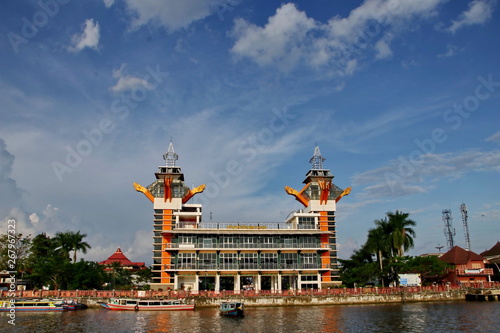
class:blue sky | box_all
[1,0,499,265]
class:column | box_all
[277,273,282,292]
[194,275,199,292]
[235,274,241,293]
[174,274,178,290]
[215,274,220,294]
[256,274,261,293]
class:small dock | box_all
[465,289,500,301]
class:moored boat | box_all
[100,298,194,311]
[0,299,69,312]
[219,301,244,317]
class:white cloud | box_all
[230,0,447,74]
[353,149,500,198]
[447,0,496,33]
[231,3,316,69]
[110,64,152,93]
[374,37,393,59]
[103,0,115,8]
[486,131,500,144]
[437,44,460,58]
[29,213,39,223]
[121,0,235,32]
[68,19,100,53]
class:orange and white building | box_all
[134,142,350,291]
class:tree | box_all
[390,256,452,285]
[26,233,70,289]
[386,210,416,258]
[0,233,32,272]
[54,230,91,263]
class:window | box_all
[220,253,238,269]
[179,235,194,244]
[240,253,258,269]
[222,236,237,248]
[241,236,256,248]
[283,238,295,248]
[261,237,275,248]
[177,253,196,269]
[261,253,278,269]
[301,253,318,269]
[281,253,297,269]
[198,253,216,269]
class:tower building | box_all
[134,143,350,291]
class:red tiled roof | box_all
[98,248,146,267]
[480,242,500,257]
[439,246,484,264]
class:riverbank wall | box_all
[1,289,469,308]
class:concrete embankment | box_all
[7,290,466,308]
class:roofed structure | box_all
[439,246,493,284]
[98,248,146,272]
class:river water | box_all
[1,301,499,332]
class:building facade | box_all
[134,142,350,291]
[440,246,493,284]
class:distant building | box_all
[439,246,493,284]
[134,142,351,291]
[480,242,500,281]
[98,248,146,272]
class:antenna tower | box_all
[461,203,471,251]
[442,209,455,250]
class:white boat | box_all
[100,298,195,311]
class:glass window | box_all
[240,253,258,269]
[177,253,196,269]
[281,253,297,269]
[261,253,278,269]
[220,253,238,269]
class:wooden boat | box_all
[0,299,69,312]
[100,298,194,311]
[219,301,244,317]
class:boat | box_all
[219,301,244,317]
[100,298,195,311]
[53,299,88,310]
[0,299,70,312]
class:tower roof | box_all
[98,248,146,269]
[163,140,178,167]
[309,145,326,170]
[303,145,333,183]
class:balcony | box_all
[174,222,320,230]
[163,243,330,250]
[456,268,494,275]
[164,263,331,271]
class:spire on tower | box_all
[163,141,178,167]
[309,145,326,170]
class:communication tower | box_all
[442,209,455,250]
[461,203,471,251]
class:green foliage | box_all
[23,231,106,290]
[340,210,418,287]
[0,233,32,272]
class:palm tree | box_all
[54,231,91,263]
[386,210,416,258]
[366,219,391,271]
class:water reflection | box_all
[1,302,499,333]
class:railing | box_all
[456,268,494,275]
[175,222,323,230]
[166,263,330,270]
[3,282,499,299]
[163,243,329,250]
